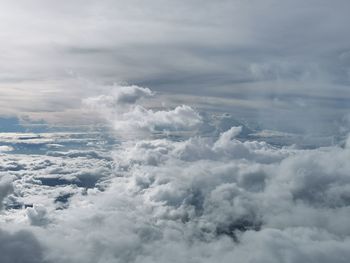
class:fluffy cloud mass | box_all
[83,85,202,135]
[1,86,350,262]
[0,176,13,210]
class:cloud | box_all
[0,132,113,219]
[84,85,202,136]
[0,0,349,136]
[116,104,202,133]
[83,85,153,106]
[1,97,350,263]
[0,229,46,263]
[228,227,350,263]
[6,131,350,262]
[0,176,13,210]
[0,124,349,262]
[26,204,50,226]
[0,145,14,153]
[0,0,349,259]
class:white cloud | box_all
[84,85,202,136]
[0,146,14,153]
[0,176,13,210]
[26,204,50,226]
[1,127,349,262]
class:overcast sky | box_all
[0,0,349,134]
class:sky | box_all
[0,0,349,134]
[1,1,350,263]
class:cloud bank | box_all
[1,86,350,262]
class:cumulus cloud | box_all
[26,204,50,226]
[0,132,113,221]
[84,85,202,135]
[1,127,349,262]
[0,229,46,263]
[82,85,143,109]
[84,85,154,106]
[29,131,350,262]
[0,176,13,210]
[1,80,350,262]
[0,145,14,153]
[345,134,350,148]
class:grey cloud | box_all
[0,0,349,135]
[26,204,50,226]
[0,229,46,263]
[83,85,153,107]
[0,176,13,210]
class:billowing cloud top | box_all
[1,85,350,262]
[83,85,202,135]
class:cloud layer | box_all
[1,86,350,262]
[0,0,349,135]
